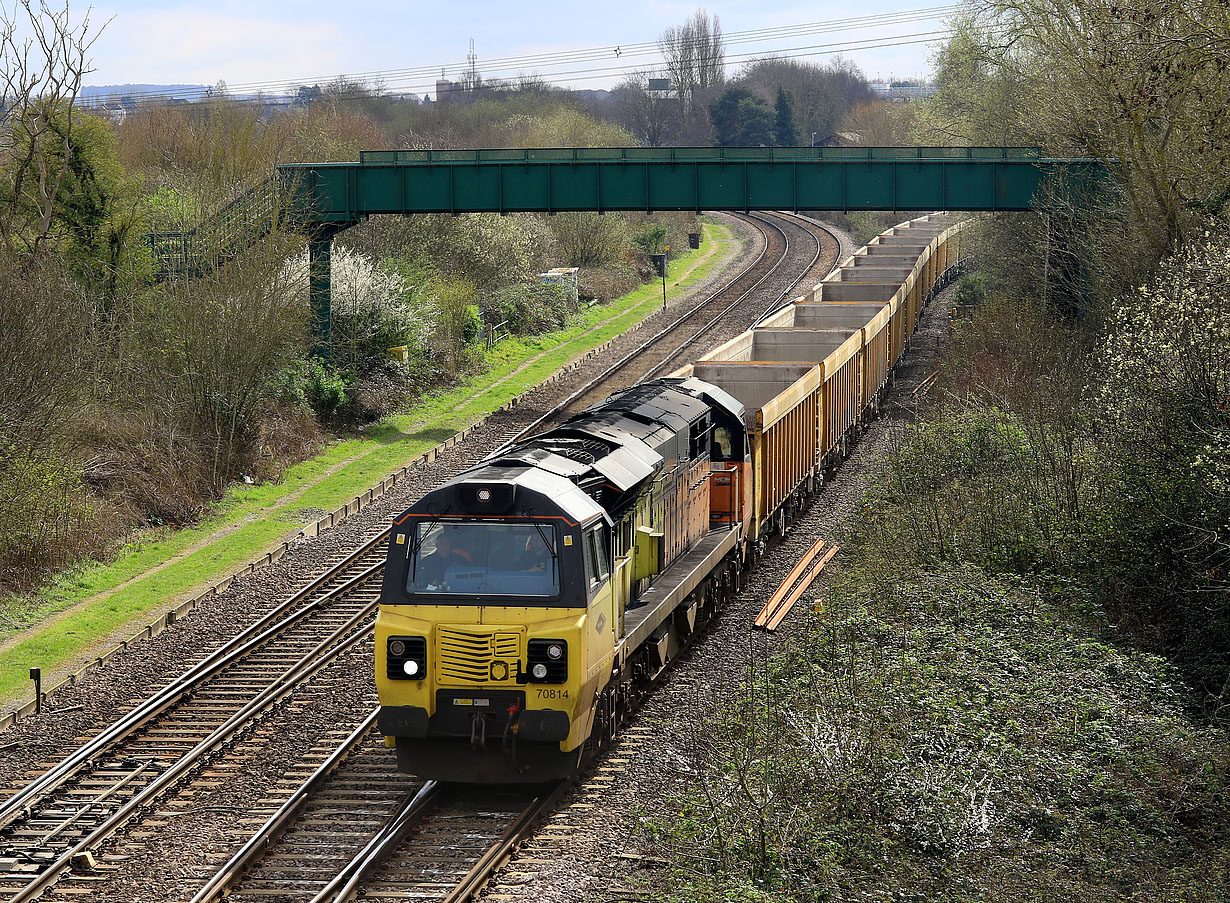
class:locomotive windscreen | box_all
[406,522,559,599]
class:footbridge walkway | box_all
[148,146,1109,346]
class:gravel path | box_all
[484,277,957,903]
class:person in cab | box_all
[416,527,473,589]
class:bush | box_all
[548,211,630,268]
[1091,227,1230,690]
[953,271,989,310]
[483,282,577,335]
[340,212,552,292]
[864,407,1081,575]
[297,246,429,374]
[302,361,353,421]
[632,222,669,255]
[274,357,420,429]
[646,566,1230,902]
[866,236,1229,694]
[0,452,100,592]
[578,264,639,303]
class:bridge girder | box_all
[271,148,1110,350]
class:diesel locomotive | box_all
[375,214,963,782]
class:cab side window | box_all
[710,423,742,461]
[688,415,709,459]
[583,525,610,593]
[594,526,610,578]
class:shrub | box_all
[341,212,552,292]
[483,282,577,335]
[646,566,1230,902]
[139,236,309,491]
[863,407,1081,575]
[578,264,639,303]
[1091,226,1230,690]
[0,452,100,592]
[301,361,352,421]
[548,211,630,268]
[633,222,669,255]
[953,271,989,310]
[289,246,429,374]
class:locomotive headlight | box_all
[386,636,426,681]
[526,638,567,683]
[477,488,492,502]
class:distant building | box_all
[869,81,937,102]
[99,101,128,123]
[820,131,863,147]
[435,78,453,103]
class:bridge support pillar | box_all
[307,222,355,357]
[309,236,333,356]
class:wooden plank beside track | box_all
[755,542,840,632]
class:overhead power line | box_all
[239,29,965,109]
[90,5,962,103]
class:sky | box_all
[78,0,953,94]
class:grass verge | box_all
[0,222,740,706]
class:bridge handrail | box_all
[357,146,1045,166]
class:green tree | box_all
[1092,228,1230,688]
[912,20,1029,147]
[735,57,874,145]
[773,88,798,146]
[709,87,774,146]
[737,97,775,146]
[52,113,150,298]
[918,0,1230,294]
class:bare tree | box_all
[659,9,725,129]
[611,70,678,147]
[147,231,310,490]
[967,0,1230,251]
[0,0,106,256]
[840,99,915,146]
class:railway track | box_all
[0,212,839,903]
[502,211,840,444]
[0,539,390,900]
[188,712,564,903]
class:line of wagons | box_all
[374,214,965,782]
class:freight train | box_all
[375,214,963,782]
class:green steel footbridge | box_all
[148,146,1110,346]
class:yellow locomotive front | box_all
[376,466,617,782]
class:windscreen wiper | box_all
[407,516,442,583]
[530,521,559,582]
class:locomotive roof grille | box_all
[408,377,739,525]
